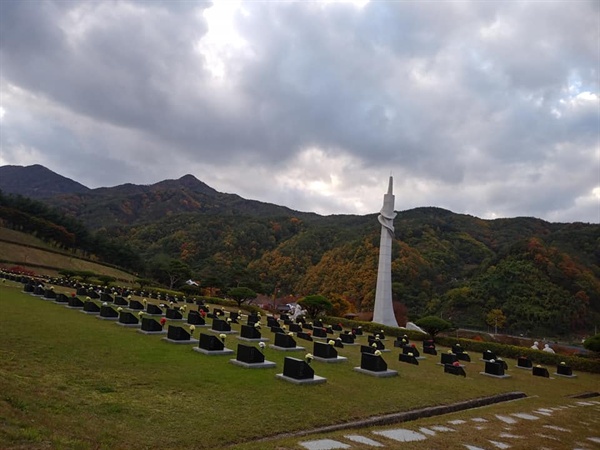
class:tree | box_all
[96,275,117,286]
[165,259,191,289]
[76,270,97,283]
[414,315,452,339]
[228,287,257,307]
[583,334,600,353]
[486,309,507,334]
[58,269,78,280]
[298,295,333,319]
[135,278,153,290]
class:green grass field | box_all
[1,280,598,449]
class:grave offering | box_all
[444,363,467,377]
[187,310,207,326]
[481,360,511,378]
[238,324,268,342]
[296,331,313,341]
[517,356,533,369]
[67,296,84,309]
[128,299,144,310]
[98,305,119,320]
[555,362,576,378]
[194,333,233,355]
[354,351,398,377]
[399,352,419,365]
[481,350,496,361]
[82,300,101,314]
[117,311,140,327]
[270,333,304,351]
[138,317,166,334]
[146,304,164,316]
[276,356,326,385]
[312,341,347,363]
[229,344,276,368]
[163,325,198,344]
[533,365,550,378]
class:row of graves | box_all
[14,274,579,385]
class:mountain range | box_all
[1,164,599,336]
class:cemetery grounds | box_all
[1,280,599,450]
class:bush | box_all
[583,334,600,353]
[322,316,427,342]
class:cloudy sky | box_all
[0,0,598,223]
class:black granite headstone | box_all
[274,333,297,348]
[247,315,259,326]
[423,346,437,356]
[76,287,88,296]
[484,361,505,376]
[482,350,496,361]
[146,304,163,315]
[270,326,285,334]
[236,344,265,364]
[289,323,302,333]
[296,331,313,341]
[517,356,533,368]
[187,310,206,325]
[360,345,376,354]
[167,325,190,341]
[302,323,313,330]
[441,353,458,365]
[402,346,421,358]
[128,300,144,310]
[367,337,385,350]
[282,357,314,380]
[141,317,163,331]
[88,291,100,299]
[199,333,224,351]
[114,296,128,306]
[533,366,550,378]
[23,283,34,293]
[312,327,327,338]
[332,324,343,331]
[119,311,139,325]
[313,341,338,359]
[267,317,280,328]
[556,364,573,376]
[100,293,114,303]
[240,324,262,339]
[399,353,419,365]
[211,319,232,332]
[43,289,56,299]
[444,364,466,377]
[68,296,84,308]
[83,300,100,312]
[360,352,387,372]
[166,308,183,320]
[452,344,465,354]
[100,305,118,318]
[340,333,355,344]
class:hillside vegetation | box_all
[0,165,598,337]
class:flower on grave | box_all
[380,329,384,334]
[408,352,414,357]
[254,322,261,329]
[219,333,226,340]
[447,350,453,354]
[309,322,313,326]
[238,310,242,315]
[328,340,335,346]
[305,353,313,364]
[452,361,461,367]
[160,318,167,326]
[179,307,185,312]
[86,296,91,301]
[227,318,232,323]
[490,359,496,363]
[288,332,294,337]
[138,311,144,318]
[117,307,123,312]
[102,302,108,306]
[142,298,147,304]
[536,364,542,368]
[560,361,566,366]
[371,343,378,348]
[170,301,174,306]
[127,295,132,300]
[282,325,287,330]
[374,350,382,357]
[189,325,196,333]
[259,341,266,349]
[358,326,362,329]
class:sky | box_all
[0,0,598,223]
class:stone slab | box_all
[313,356,348,364]
[269,345,305,352]
[237,336,269,343]
[515,365,532,370]
[343,435,384,447]
[373,429,427,442]
[353,367,398,378]
[80,311,100,315]
[95,316,118,321]
[554,373,577,378]
[229,359,276,369]
[208,329,238,335]
[162,338,200,345]
[137,329,167,335]
[192,347,234,355]
[115,323,141,328]
[479,372,511,379]
[275,373,327,385]
[299,439,349,450]
[65,305,84,309]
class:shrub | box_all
[583,334,600,353]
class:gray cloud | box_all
[0,0,598,222]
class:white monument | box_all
[373,176,399,327]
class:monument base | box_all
[275,374,327,385]
[229,359,276,369]
[353,367,398,378]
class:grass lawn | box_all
[1,280,598,449]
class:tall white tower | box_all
[373,176,399,327]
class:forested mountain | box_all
[0,164,90,199]
[1,164,599,336]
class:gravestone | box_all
[229,312,240,323]
[118,311,140,326]
[312,327,327,338]
[114,296,128,306]
[99,305,118,319]
[280,357,313,379]
[314,319,324,328]
[296,331,313,341]
[67,296,84,308]
[198,333,224,351]
[555,363,576,378]
[167,325,190,341]
[236,344,264,363]
[211,319,232,332]
[88,291,100,299]
[100,293,114,303]
[82,300,100,314]
[333,338,344,349]
[482,350,496,361]
[517,356,533,369]
[452,344,465,354]
[456,352,471,362]
[353,352,398,377]
[402,346,421,358]
[399,353,419,365]
[440,353,458,365]
[533,366,550,378]
[273,333,299,348]
[146,304,163,315]
[481,360,510,378]
[55,293,69,303]
[295,316,306,324]
[444,364,467,377]
[289,323,303,333]
[43,289,56,299]
[325,326,334,334]
[76,287,88,296]
[267,317,279,328]
[239,324,264,341]
[332,324,343,331]
[128,300,144,310]
[360,345,376,354]
[23,283,35,293]
[139,317,165,334]
[165,308,183,320]
[313,341,338,359]
[302,323,313,330]
[187,310,206,326]
[247,314,259,326]
[367,338,385,350]
[339,333,355,344]
[270,326,285,334]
